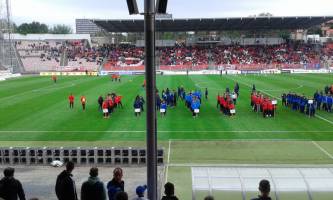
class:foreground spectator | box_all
[251,179,271,200]
[0,167,26,200]
[81,167,106,200]
[161,182,179,200]
[204,196,214,200]
[55,161,78,200]
[133,185,148,200]
[107,168,124,200]
[115,191,128,200]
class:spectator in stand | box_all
[107,168,124,200]
[251,179,271,200]
[55,161,78,200]
[81,167,106,200]
[0,167,26,200]
[161,182,179,200]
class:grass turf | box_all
[0,74,333,141]
[2,74,333,200]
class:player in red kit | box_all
[68,94,74,109]
[52,75,57,83]
[80,95,87,110]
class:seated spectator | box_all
[161,182,179,200]
[0,167,26,200]
[81,167,106,200]
[251,179,271,200]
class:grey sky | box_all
[10,0,333,30]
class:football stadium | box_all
[0,0,333,200]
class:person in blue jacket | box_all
[185,93,192,109]
[299,96,307,113]
[107,168,124,200]
[156,93,161,111]
[316,92,322,110]
[322,95,328,111]
[160,100,167,117]
[191,97,201,117]
[327,95,333,112]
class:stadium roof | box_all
[93,16,333,32]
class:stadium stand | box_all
[0,69,21,81]
[15,40,103,72]
[102,42,331,71]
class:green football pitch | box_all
[1,74,333,140]
[1,74,333,199]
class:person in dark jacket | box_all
[81,167,106,200]
[55,161,78,200]
[251,179,272,200]
[0,167,26,200]
[98,96,104,111]
[134,96,141,117]
[107,168,124,200]
[204,196,214,200]
[161,182,178,200]
[115,191,128,200]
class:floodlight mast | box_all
[126,0,168,199]
[144,0,157,199]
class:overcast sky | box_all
[9,0,333,30]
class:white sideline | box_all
[226,76,333,126]
[312,141,333,160]
[0,130,333,133]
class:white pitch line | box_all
[165,140,172,183]
[312,141,333,160]
[169,163,333,167]
[315,115,333,126]
[226,76,333,126]
[1,130,333,133]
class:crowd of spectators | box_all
[14,40,333,72]
[15,40,104,72]
[103,42,333,71]
[0,163,274,200]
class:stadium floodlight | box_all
[156,0,168,14]
[126,0,139,15]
